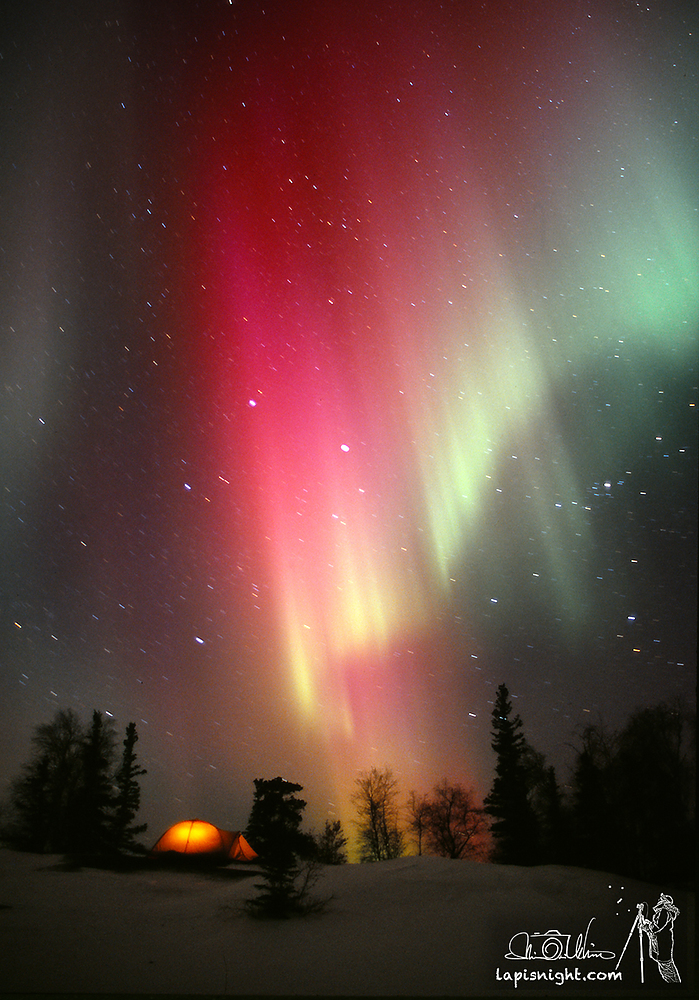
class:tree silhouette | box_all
[10,708,85,852]
[423,780,487,860]
[535,765,568,863]
[571,703,695,883]
[518,743,569,864]
[314,819,348,864]
[570,721,616,872]
[406,790,431,856]
[352,766,404,862]
[484,684,539,864]
[7,709,147,856]
[245,776,318,917]
[8,749,53,852]
[73,710,116,854]
[110,722,148,853]
[614,703,694,883]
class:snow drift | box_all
[0,847,693,995]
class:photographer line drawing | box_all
[615,894,681,984]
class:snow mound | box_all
[0,849,693,995]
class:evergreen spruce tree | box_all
[484,684,539,864]
[536,765,568,863]
[314,819,348,864]
[110,722,148,853]
[73,710,116,854]
[245,777,317,917]
[570,722,615,872]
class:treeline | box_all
[347,683,695,886]
[350,766,488,863]
[482,684,696,884]
[567,699,695,884]
[3,708,146,856]
[3,687,694,888]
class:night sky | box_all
[1,0,697,846]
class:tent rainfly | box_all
[149,819,258,863]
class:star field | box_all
[1,0,696,837]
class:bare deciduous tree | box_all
[423,780,487,860]
[11,709,85,852]
[406,790,431,856]
[352,766,404,862]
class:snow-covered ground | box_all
[0,847,693,995]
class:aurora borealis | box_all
[1,0,697,841]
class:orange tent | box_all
[149,819,258,863]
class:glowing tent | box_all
[149,820,258,864]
